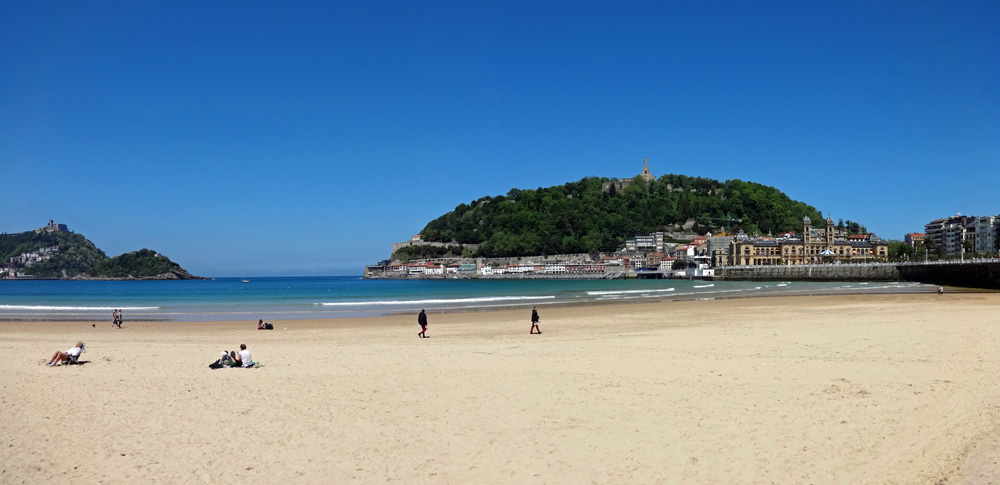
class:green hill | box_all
[410,174,829,259]
[0,230,107,278]
[0,228,201,279]
[89,248,199,279]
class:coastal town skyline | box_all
[3,2,997,276]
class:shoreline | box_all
[0,281,981,323]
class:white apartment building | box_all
[926,214,1000,255]
[544,262,567,274]
[926,215,968,255]
[969,216,998,254]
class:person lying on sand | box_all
[212,351,237,368]
[46,341,84,366]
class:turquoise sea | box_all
[0,276,932,322]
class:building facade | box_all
[727,216,888,266]
[924,214,1000,255]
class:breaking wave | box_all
[318,295,556,306]
[0,305,161,311]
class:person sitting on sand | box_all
[47,341,84,366]
[232,344,253,368]
[258,319,264,330]
[530,306,542,334]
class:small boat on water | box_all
[241,277,250,283]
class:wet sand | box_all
[2,293,999,483]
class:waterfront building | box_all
[970,216,999,254]
[544,262,567,274]
[924,213,1000,256]
[727,216,888,266]
[925,215,968,255]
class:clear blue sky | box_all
[2,2,998,276]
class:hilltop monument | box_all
[603,157,656,192]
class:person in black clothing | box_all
[530,306,542,334]
[417,309,428,338]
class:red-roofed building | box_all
[905,233,925,246]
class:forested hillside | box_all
[0,230,107,278]
[415,175,826,258]
[89,248,198,279]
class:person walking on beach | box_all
[938,286,944,295]
[530,306,542,334]
[111,309,117,328]
[116,309,123,328]
[417,309,428,338]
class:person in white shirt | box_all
[233,343,253,368]
[47,342,84,366]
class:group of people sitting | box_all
[210,344,257,369]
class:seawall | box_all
[716,261,1000,289]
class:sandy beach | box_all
[3,292,999,484]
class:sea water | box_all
[0,276,931,322]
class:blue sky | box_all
[2,1,997,276]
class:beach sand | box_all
[2,293,999,484]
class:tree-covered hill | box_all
[0,230,107,278]
[88,248,199,279]
[416,175,826,258]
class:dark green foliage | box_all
[843,220,868,236]
[887,241,916,262]
[90,249,184,278]
[419,175,826,258]
[392,244,466,263]
[0,231,107,278]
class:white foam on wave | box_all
[586,288,675,296]
[0,305,161,311]
[318,295,556,306]
[693,284,714,288]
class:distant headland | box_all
[1,220,204,280]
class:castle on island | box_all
[37,220,68,233]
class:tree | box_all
[887,241,915,262]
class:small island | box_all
[1,221,204,280]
